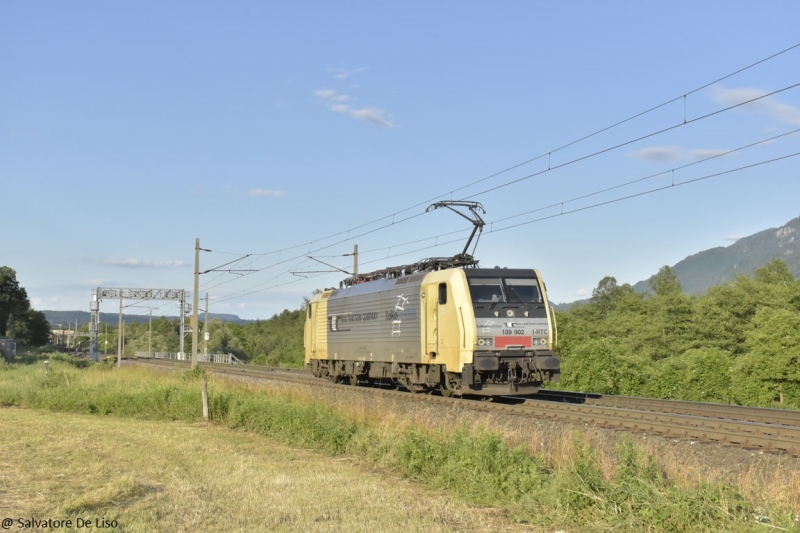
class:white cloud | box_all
[31,297,42,306]
[349,107,395,128]
[99,257,186,269]
[576,288,589,296]
[315,89,396,127]
[341,106,396,127]
[628,146,732,162]
[724,234,747,242]
[313,89,349,102]
[712,87,800,125]
[627,146,684,162]
[248,189,285,197]
[689,148,731,159]
[326,67,367,79]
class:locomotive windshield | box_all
[505,278,542,304]
[467,276,542,304]
[467,278,504,303]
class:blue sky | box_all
[2,2,799,320]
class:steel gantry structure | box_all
[88,288,188,363]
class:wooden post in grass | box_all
[201,378,209,421]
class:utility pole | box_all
[148,309,153,358]
[179,295,185,359]
[117,294,123,367]
[353,244,358,278]
[104,323,107,356]
[203,293,208,360]
[191,238,200,369]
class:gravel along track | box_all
[530,390,800,427]
[127,358,800,456]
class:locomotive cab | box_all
[460,268,560,395]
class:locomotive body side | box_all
[327,275,424,364]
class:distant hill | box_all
[43,310,249,328]
[633,215,800,295]
[554,215,800,310]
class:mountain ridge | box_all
[554,215,800,310]
[632,215,800,295]
[43,310,250,328]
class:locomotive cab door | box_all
[425,280,459,363]
[425,285,438,358]
[308,303,316,356]
[436,282,456,354]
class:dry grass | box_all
[0,407,551,533]
[242,377,800,518]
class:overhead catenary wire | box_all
[308,125,800,261]
[462,83,800,201]
[208,43,800,262]
[201,78,800,296]
[199,44,800,306]
[487,151,800,234]
[212,150,800,305]
[197,42,800,262]
[213,149,800,304]
[489,127,800,226]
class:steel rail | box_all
[527,390,800,427]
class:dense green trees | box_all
[0,266,51,346]
[1,267,30,337]
[554,259,800,408]
[85,306,307,367]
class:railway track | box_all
[126,358,800,455]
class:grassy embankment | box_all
[1,353,798,533]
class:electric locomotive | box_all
[303,201,560,396]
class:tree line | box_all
[554,259,800,408]
[0,266,50,346]
[77,308,306,368]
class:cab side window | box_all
[438,283,447,305]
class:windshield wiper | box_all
[510,287,530,311]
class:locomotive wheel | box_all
[349,375,360,387]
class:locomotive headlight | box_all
[478,338,485,346]
[540,338,547,345]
